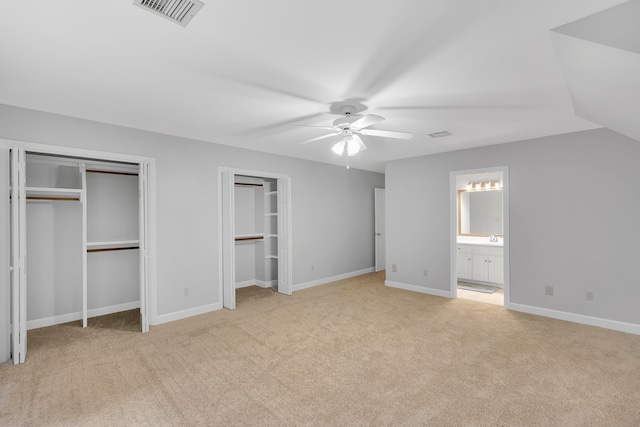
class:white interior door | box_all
[277,177,292,295]
[375,188,386,272]
[221,170,236,309]
[138,162,150,332]
[10,147,26,364]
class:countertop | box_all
[457,238,503,247]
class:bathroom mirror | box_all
[458,189,503,236]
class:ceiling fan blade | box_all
[351,134,367,151]
[360,129,413,140]
[299,132,341,144]
[242,112,329,135]
[349,114,385,130]
[291,124,337,131]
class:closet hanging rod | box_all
[86,169,139,176]
[234,183,263,187]
[235,236,264,241]
[27,196,80,201]
[87,246,140,253]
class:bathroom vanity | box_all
[456,242,503,285]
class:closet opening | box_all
[8,145,154,365]
[219,168,292,310]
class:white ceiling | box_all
[0,0,631,172]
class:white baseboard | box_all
[256,280,276,289]
[27,301,140,330]
[236,280,275,289]
[293,268,375,292]
[509,303,640,335]
[385,280,453,299]
[152,302,222,326]
[235,280,255,289]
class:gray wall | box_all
[386,128,640,325]
[0,104,384,326]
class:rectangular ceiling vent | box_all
[134,0,204,27]
[428,130,453,139]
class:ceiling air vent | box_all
[428,131,453,139]
[134,0,204,27]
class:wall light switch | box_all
[392,264,397,272]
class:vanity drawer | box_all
[457,245,473,254]
[472,245,503,256]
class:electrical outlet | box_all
[392,264,397,273]
[423,269,428,277]
[184,287,190,296]
[585,291,594,301]
[545,286,554,296]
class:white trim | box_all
[385,280,453,299]
[509,303,640,336]
[26,301,141,330]
[153,303,222,326]
[235,280,256,289]
[256,280,276,289]
[293,268,374,292]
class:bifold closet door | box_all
[10,147,27,364]
[221,170,236,309]
[277,178,292,296]
[139,163,149,332]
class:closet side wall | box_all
[234,185,257,285]
[25,161,83,325]
[86,173,139,310]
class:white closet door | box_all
[222,170,236,309]
[277,178,292,296]
[10,147,27,364]
[374,188,386,272]
[139,163,150,332]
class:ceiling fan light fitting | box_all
[331,140,346,156]
[347,139,360,156]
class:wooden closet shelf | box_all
[235,236,264,242]
[27,196,80,201]
[86,169,138,176]
[87,246,139,253]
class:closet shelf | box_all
[265,213,278,217]
[235,234,264,242]
[235,183,263,187]
[265,191,277,196]
[266,255,278,259]
[265,234,278,238]
[26,187,82,201]
[87,240,140,253]
[87,240,140,248]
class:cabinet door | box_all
[488,255,504,284]
[472,254,489,282]
[456,253,472,279]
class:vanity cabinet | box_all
[456,245,473,280]
[457,244,503,285]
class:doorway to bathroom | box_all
[450,166,509,308]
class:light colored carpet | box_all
[2,272,640,426]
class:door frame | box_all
[449,166,510,308]
[2,139,157,364]
[374,188,386,272]
[218,167,293,309]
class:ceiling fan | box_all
[296,105,413,157]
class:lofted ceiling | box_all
[0,0,633,172]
